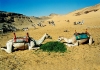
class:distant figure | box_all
[81,20,84,25]
[32,23,36,29]
[48,21,51,24]
[51,20,55,26]
[74,22,77,25]
[37,21,43,27]
[67,20,70,22]
[48,20,55,26]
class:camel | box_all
[74,20,84,25]
[48,20,55,26]
[22,27,29,31]
[1,33,52,53]
[58,30,93,47]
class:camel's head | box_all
[45,33,52,39]
[58,36,64,41]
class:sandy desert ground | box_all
[0,4,100,70]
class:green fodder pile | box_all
[40,41,67,53]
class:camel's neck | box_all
[35,34,46,45]
[63,37,68,42]
[63,37,73,43]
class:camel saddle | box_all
[74,33,89,40]
[13,33,29,43]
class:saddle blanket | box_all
[75,33,89,40]
[13,37,29,43]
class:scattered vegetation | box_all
[75,9,99,16]
[84,9,99,14]
[40,41,67,53]
[75,12,81,16]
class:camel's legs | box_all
[89,36,93,45]
[28,41,35,50]
[66,41,79,47]
[28,41,40,50]
[1,41,13,53]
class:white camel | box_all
[1,33,52,53]
[58,30,93,47]
[74,20,84,25]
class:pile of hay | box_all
[40,41,67,53]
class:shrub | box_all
[40,41,67,53]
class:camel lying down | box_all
[58,32,93,47]
[1,33,52,53]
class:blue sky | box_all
[0,0,100,17]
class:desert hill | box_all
[73,3,100,16]
[0,3,100,70]
[0,4,100,28]
[0,11,52,29]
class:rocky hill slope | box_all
[0,11,52,28]
[73,4,100,16]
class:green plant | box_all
[40,41,67,53]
